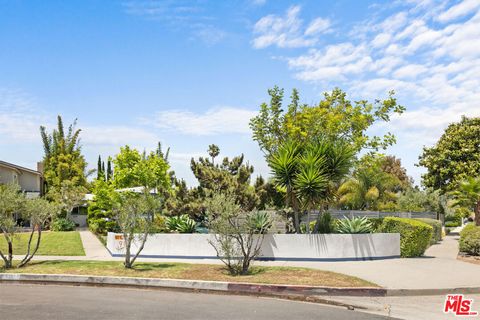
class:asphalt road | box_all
[0,284,392,320]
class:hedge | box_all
[379,217,433,257]
[415,218,442,244]
[459,224,480,256]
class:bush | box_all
[151,214,168,233]
[459,224,480,256]
[336,216,373,234]
[380,217,432,257]
[50,218,76,231]
[166,215,197,233]
[315,212,335,233]
[415,218,442,244]
[368,217,384,232]
[445,221,461,228]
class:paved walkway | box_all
[26,231,480,290]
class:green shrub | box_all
[336,216,373,234]
[415,218,442,244]
[380,217,432,257]
[316,212,335,233]
[166,215,197,233]
[248,211,273,234]
[445,221,461,228]
[50,218,76,231]
[151,214,168,233]
[368,217,384,232]
[459,224,480,255]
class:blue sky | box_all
[1,0,479,186]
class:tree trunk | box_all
[124,237,132,268]
[18,227,42,268]
[475,200,480,227]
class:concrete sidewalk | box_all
[25,232,480,291]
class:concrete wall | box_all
[107,233,400,261]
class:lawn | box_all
[3,260,377,287]
[0,231,85,256]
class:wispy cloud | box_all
[252,5,332,49]
[150,107,257,135]
[122,1,227,45]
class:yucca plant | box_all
[336,216,373,234]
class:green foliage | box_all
[165,215,197,233]
[445,221,460,228]
[414,218,442,244]
[87,179,117,235]
[151,214,167,233]
[205,192,270,275]
[450,177,480,226]
[50,218,76,232]
[268,138,354,233]
[113,146,170,190]
[338,154,403,210]
[368,217,385,232]
[396,188,444,213]
[315,212,335,234]
[40,116,88,192]
[380,217,432,257]
[419,116,480,192]
[250,87,405,155]
[190,145,258,212]
[248,211,273,234]
[459,224,480,255]
[336,216,373,234]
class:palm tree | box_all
[450,177,480,226]
[268,138,354,233]
[268,141,302,233]
[337,157,400,210]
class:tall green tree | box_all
[190,145,258,211]
[250,87,405,155]
[208,144,220,165]
[450,177,480,226]
[419,116,480,192]
[40,116,89,192]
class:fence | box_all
[304,210,438,221]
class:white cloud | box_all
[305,17,331,36]
[152,107,257,135]
[259,0,480,183]
[252,5,331,49]
[438,0,480,22]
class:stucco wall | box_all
[0,166,41,192]
[107,233,400,261]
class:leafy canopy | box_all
[419,116,480,192]
[250,87,405,155]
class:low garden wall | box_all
[107,233,400,261]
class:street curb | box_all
[0,273,384,298]
[1,273,479,298]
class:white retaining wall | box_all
[107,233,400,261]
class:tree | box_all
[250,87,405,156]
[106,157,113,182]
[48,180,86,220]
[190,145,258,211]
[337,154,402,211]
[114,192,161,268]
[205,192,271,275]
[381,156,413,191]
[0,184,58,269]
[208,144,220,165]
[396,188,444,214]
[450,177,480,226]
[419,116,480,192]
[268,138,354,233]
[18,198,59,267]
[0,184,24,268]
[40,116,89,192]
[97,156,104,181]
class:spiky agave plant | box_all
[336,216,373,234]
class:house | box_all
[0,160,44,198]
